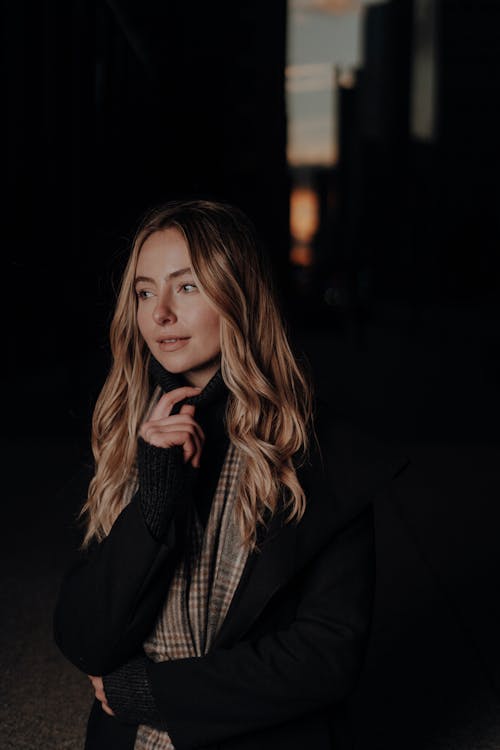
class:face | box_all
[134,227,221,389]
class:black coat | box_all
[53,399,409,750]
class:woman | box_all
[54,199,407,750]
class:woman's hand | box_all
[88,675,115,717]
[139,386,206,468]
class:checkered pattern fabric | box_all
[134,441,248,749]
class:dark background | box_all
[2,1,500,748]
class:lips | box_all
[157,337,191,352]
[156,336,189,343]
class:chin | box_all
[154,344,220,375]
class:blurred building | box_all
[288,0,500,319]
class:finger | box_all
[186,427,205,468]
[102,703,115,717]
[185,423,206,468]
[151,386,201,420]
[181,432,200,466]
[139,428,196,453]
[95,687,107,703]
[141,415,205,445]
[150,429,201,463]
[139,415,205,445]
[145,427,203,464]
[143,412,202,432]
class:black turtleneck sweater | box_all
[138,354,230,540]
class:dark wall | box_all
[2,0,288,437]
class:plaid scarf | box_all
[134,439,248,750]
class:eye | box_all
[136,289,153,299]
[180,283,197,293]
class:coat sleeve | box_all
[138,503,375,749]
[53,443,194,676]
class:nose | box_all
[152,297,177,326]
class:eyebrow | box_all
[134,267,192,285]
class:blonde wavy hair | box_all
[79,199,319,553]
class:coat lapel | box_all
[211,504,298,649]
[211,406,411,651]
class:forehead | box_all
[136,227,190,272]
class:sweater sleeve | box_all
[136,437,190,542]
[101,505,375,748]
[102,655,165,728]
[53,441,193,677]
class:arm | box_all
[102,504,376,748]
[53,439,194,676]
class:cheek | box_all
[207,312,220,331]
[207,312,221,339]
[196,306,220,342]
[136,307,149,339]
